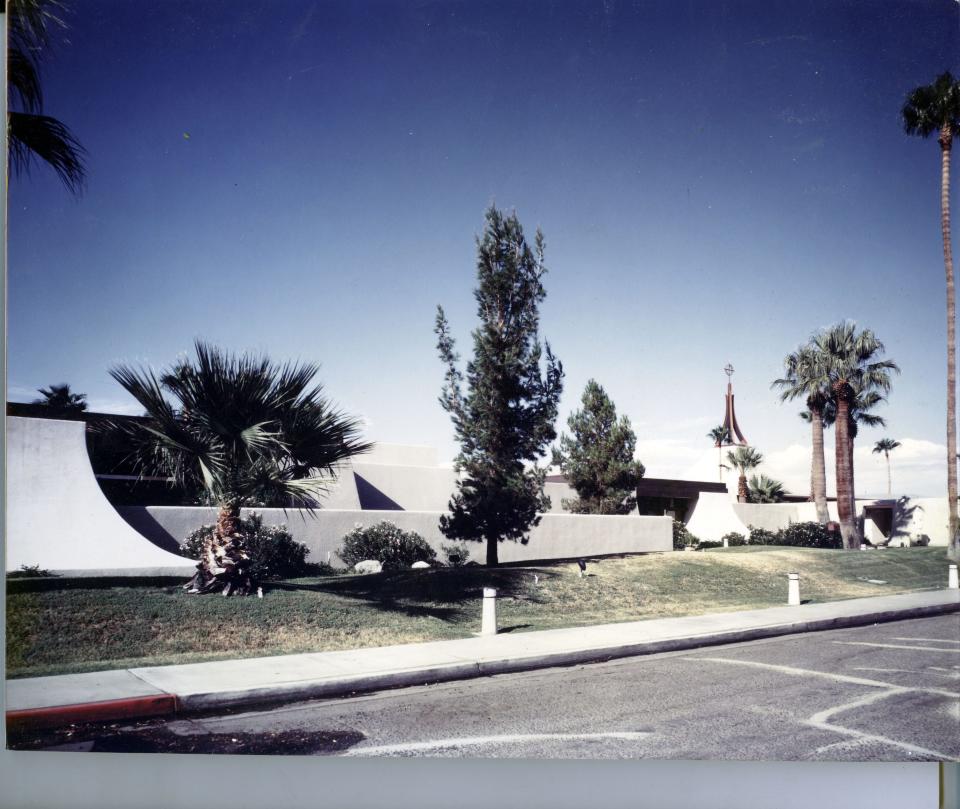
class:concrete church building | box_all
[4,381,952,577]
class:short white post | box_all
[787,573,801,606]
[722,535,729,548]
[949,564,959,590]
[481,587,498,636]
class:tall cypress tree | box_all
[435,206,564,566]
[553,380,645,514]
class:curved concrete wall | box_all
[118,506,673,567]
[684,493,750,541]
[5,416,197,576]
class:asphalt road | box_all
[21,614,960,760]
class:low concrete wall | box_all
[118,506,673,567]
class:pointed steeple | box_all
[720,363,748,446]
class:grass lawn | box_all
[6,546,953,679]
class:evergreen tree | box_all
[553,380,644,514]
[435,206,564,566]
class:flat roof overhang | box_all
[635,478,728,497]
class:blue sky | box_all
[7,0,959,496]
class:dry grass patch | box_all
[7,546,950,678]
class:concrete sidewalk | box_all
[7,589,958,732]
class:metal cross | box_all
[724,363,734,378]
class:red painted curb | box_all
[6,694,178,732]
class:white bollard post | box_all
[722,535,729,548]
[481,587,498,636]
[787,573,801,606]
[949,564,959,590]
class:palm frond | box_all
[9,111,86,195]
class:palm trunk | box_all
[184,498,256,595]
[939,125,959,561]
[486,536,499,566]
[847,429,860,545]
[737,474,748,503]
[834,383,858,548]
[809,406,829,524]
[886,452,892,496]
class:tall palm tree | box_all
[8,0,86,194]
[773,345,830,523]
[902,72,960,561]
[811,323,899,549]
[707,424,730,482]
[873,438,901,497]
[747,474,786,504]
[726,446,763,503]
[110,340,372,595]
[32,382,87,414]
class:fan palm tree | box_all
[32,382,87,414]
[726,446,763,503]
[811,323,899,548]
[110,340,372,595]
[902,72,960,561]
[747,474,786,504]
[873,438,901,497]
[800,385,887,525]
[707,424,731,482]
[773,345,830,523]
[8,0,86,194]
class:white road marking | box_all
[808,686,905,725]
[343,731,654,757]
[832,641,960,653]
[687,656,960,761]
[850,667,919,674]
[851,666,960,681]
[810,723,955,761]
[890,638,960,645]
[685,656,956,696]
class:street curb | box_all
[176,599,960,712]
[7,599,958,731]
[6,694,178,732]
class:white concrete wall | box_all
[118,506,673,567]
[544,480,579,514]
[351,462,457,511]
[732,501,841,532]
[360,443,439,467]
[887,497,952,547]
[5,416,197,576]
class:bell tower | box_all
[720,363,748,446]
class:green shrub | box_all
[770,521,842,549]
[747,525,777,545]
[180,514,314,580]
[721,531,749,547]
[7,564,58,579]
[441,541,473,567]
[697,540,724,550]
[672,519,699,550]
[338,521,438,571]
